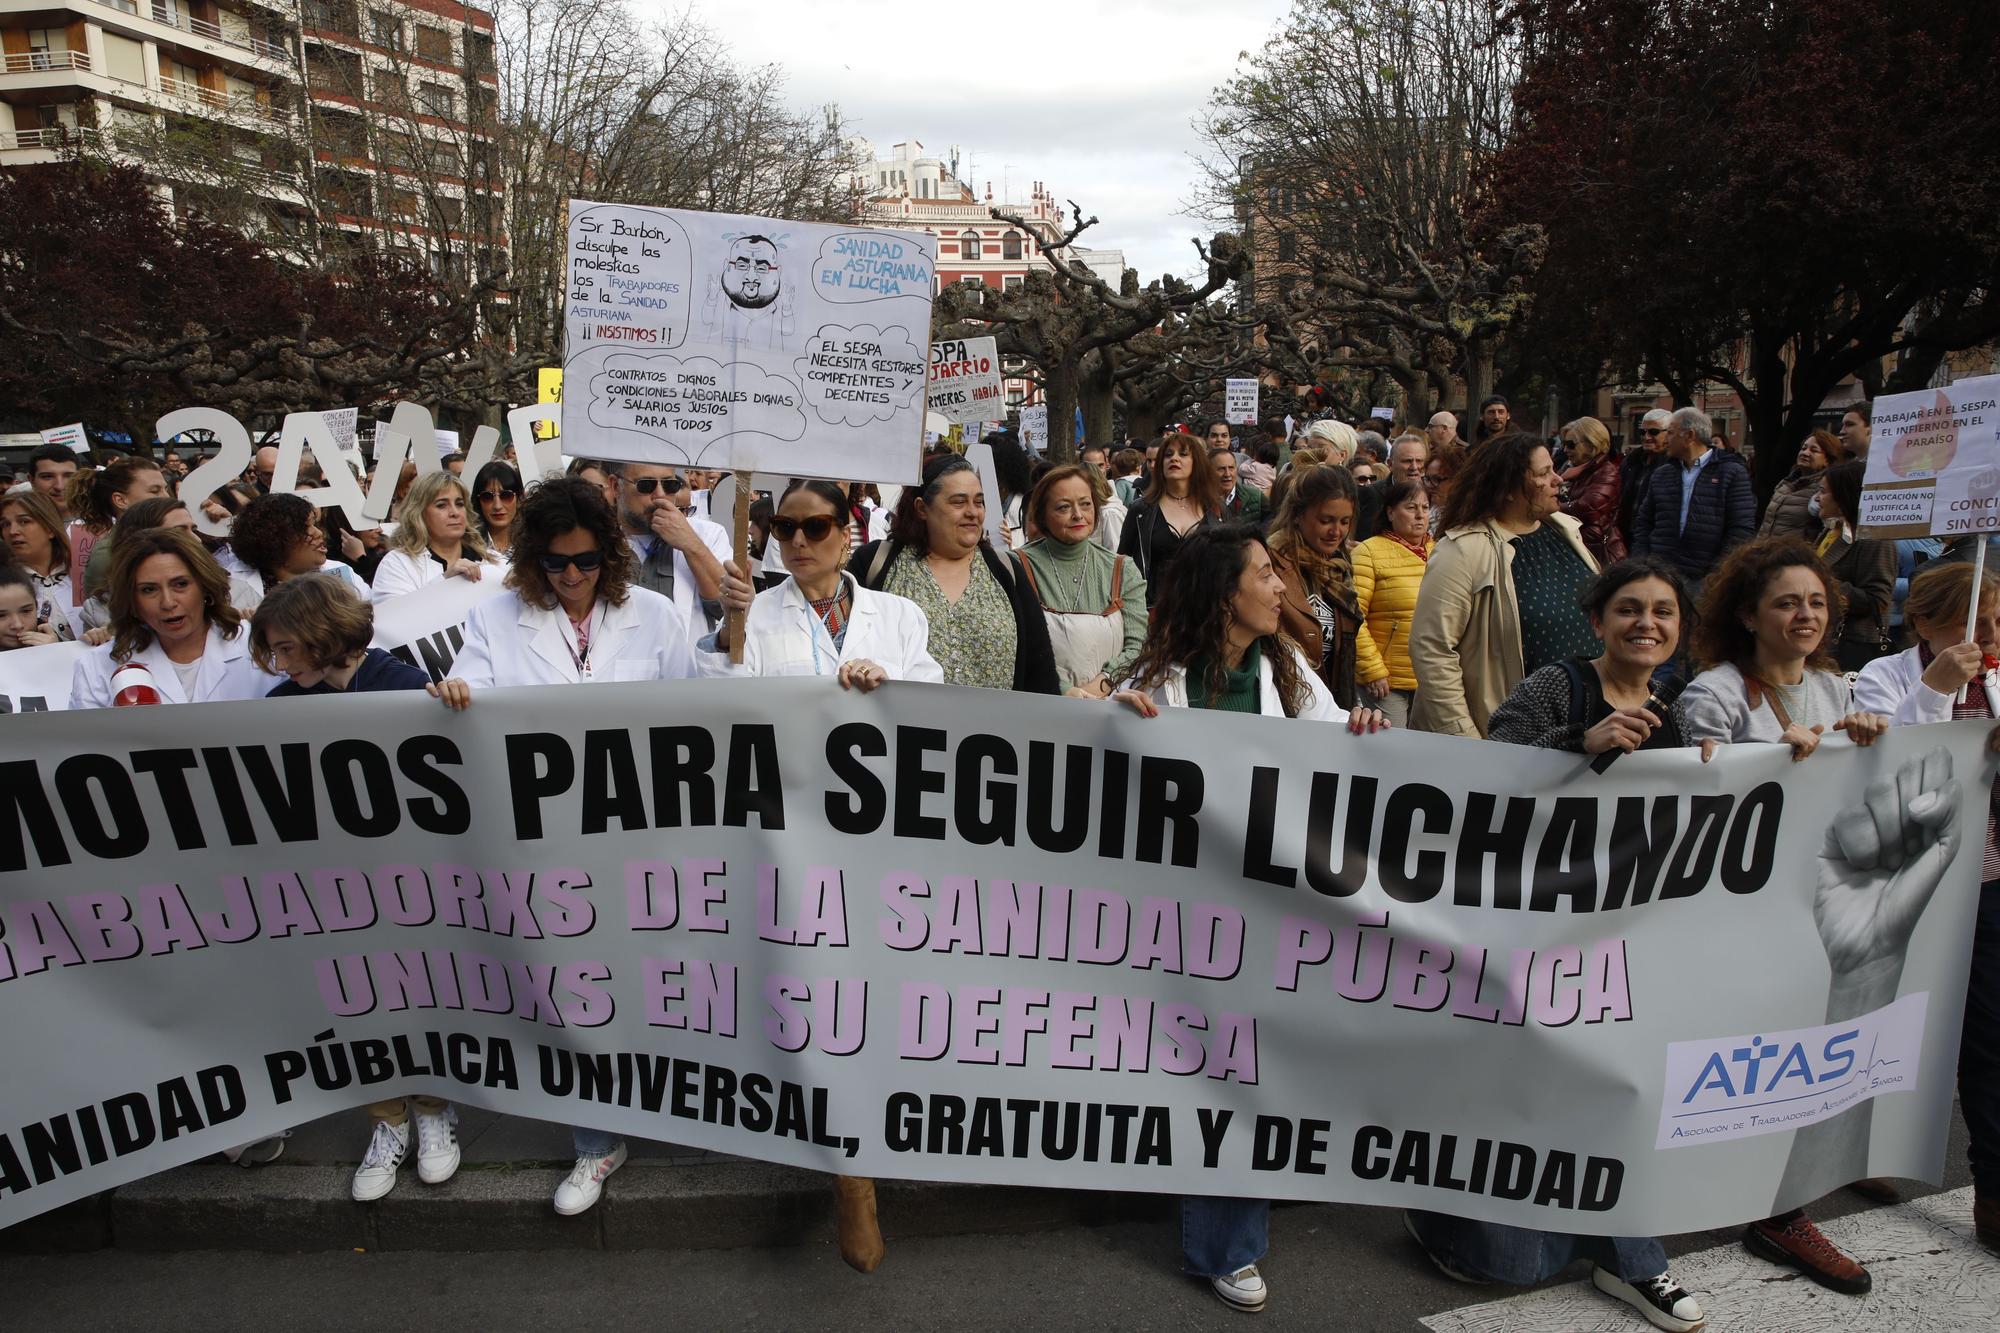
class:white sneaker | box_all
[1210,1263,1267,1312]
[352,1120,410,1202]
[1593,1266,1706,1332]
[553,1142,627,1215]
[414,1104,460,1185]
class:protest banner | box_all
[367,575,514,683]
[1856,373,2000,539]
[1226,379,1259,426]
[928,338,1003,426]
[558,202,936,486]
[0,578,508,712]
[0,683,1984,1236]
[1019,404,1049,456]
[0,641,86,714]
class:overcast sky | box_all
[682,0,1295,280]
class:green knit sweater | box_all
[1018,536,1149,682]
[1186,643,1263,713]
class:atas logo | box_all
[1680,1029,1859,1103]
[1656,994,1928,1149]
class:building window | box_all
[418,81,456,119]
[1003,274,1023,293]
[371,11,401,49]
[414,25,452,62]
[1002,232,1022,261]
[961,231,981,261]
[1277,232,1297,263]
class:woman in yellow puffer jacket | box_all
[1352,478,1434,728]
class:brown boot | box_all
[834,1174,884,1273]
[1976,1192,1999,1252]
[1848,1177,1900,1204]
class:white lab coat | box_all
[1852,645,2000,723]
[369,547,505,604]
[238,561,369,612]
[451,586,697,688]
[1127,645,1349,722]
[699,573,943,682]
[70,622,276,709]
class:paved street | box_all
[3,1123,1988,1332]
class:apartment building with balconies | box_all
[0,0,504,281]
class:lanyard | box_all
[804,593,846,677]
[558,603,603,679]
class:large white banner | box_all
[0,684,1985,1235]
[561,202,936,484]
[0,641,86,714]
[0,577,508,710]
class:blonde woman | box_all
[370,469,502,603]
[1301,419,1358,467]
[1558,416,1626,564]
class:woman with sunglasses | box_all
[711,479,941,686]
[431,477,699,1217]
[707,478,938,1275]
[851,452,1058,694]
[371,470,502,603]
[436,476,697,702]
[472,460,524,556]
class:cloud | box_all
[688,0,1290,277]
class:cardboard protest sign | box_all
[559,202,936,485]
[1856,374,2000,538]
[1018,404,1049,456]
[928,337,1003,425]
[1226,378,1260,425]
[536,367,563,440]
[37,423,86,453]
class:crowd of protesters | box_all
[3,393,1996,1329]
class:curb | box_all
[1,1157,1168,1254]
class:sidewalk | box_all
[0,1105,1163,1254]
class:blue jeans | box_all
[571,1125,620,1157]
[1406,1210,1666,1284]
[1181,1196,1269,1276]
[1965,881,2000,1195]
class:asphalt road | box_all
[0,1142,1983,1333]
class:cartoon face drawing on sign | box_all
[701,233,798,352]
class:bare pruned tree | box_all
[497,0,861,356]
[1198,0,1537,418]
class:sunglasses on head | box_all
[630,477,685,495]
[540,550,604,574]
[771,515,841,542]
[479,486,518,502]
